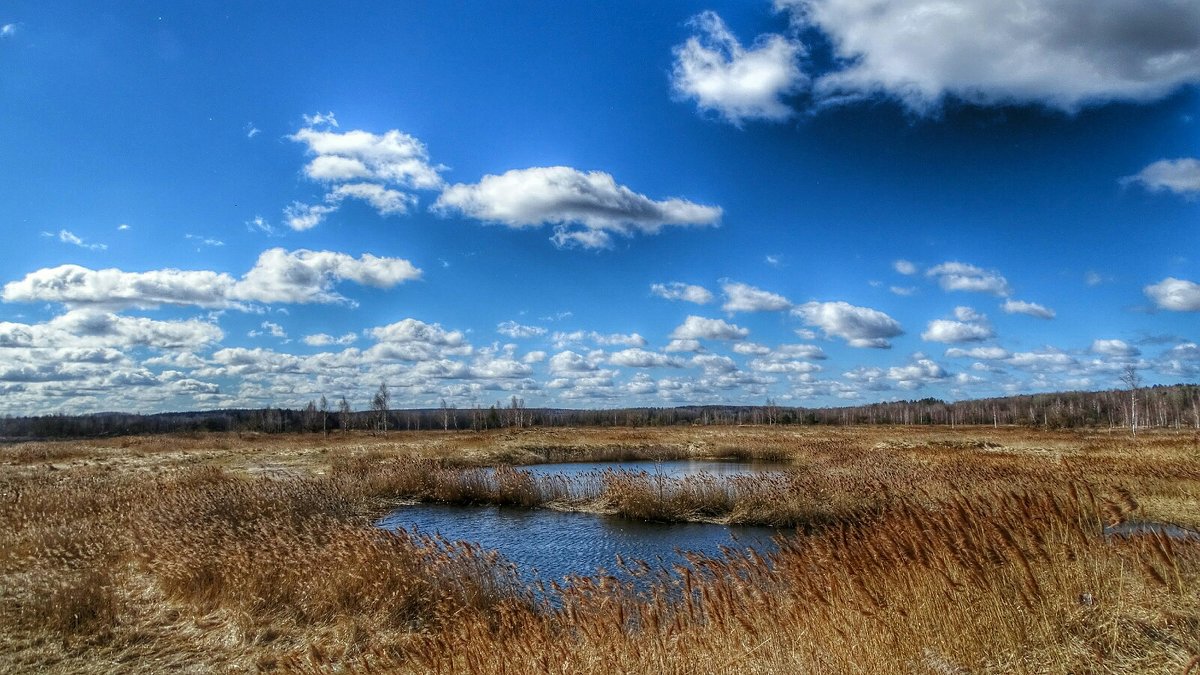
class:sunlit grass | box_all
[1,425,1197,672]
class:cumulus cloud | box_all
[783,0,1200,112]
[329,183,415,215]
[552,330,647,349]
[3,248,421,309]
[1123,158,1200,198]
[650,282,713,304]
[886,358,949,390]
[290,125,444,189]
[945,346,1010,360]
[721,281,792,313]
[1145,277,1200,311]
[926,262,1012,296]
[921,306,995,343]
[664,339,704,353]
[670,315,750,341]
[608,348,684,369]
[283,202,338,231]
[549,350,603,375]
[233,249,422,305]
[302,332,357,347]
[284,117,445,229]
[1002,299,1056,319]
[793,301,903,348]
[671,10,806,124]
[1092,339,1140,358]
[435,166,722,249]
[1007,349,1077,370]
[497,321,548,339]
[893,259,917,275]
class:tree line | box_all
[2,383,1197,441]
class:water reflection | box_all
[377,460,785,584]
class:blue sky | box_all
[1,1,1198,414]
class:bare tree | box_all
[338,396,352,432]
[302,400,318,432]
[318,395,329,435]
[372,382,390,435]
[1119,365,1142,436]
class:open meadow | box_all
[2,425,1198,673]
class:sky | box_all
[0,0,1198,415]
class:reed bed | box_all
[1,425,1198,672]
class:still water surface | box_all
[376,460,785,583]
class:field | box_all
[1,425,1198,673]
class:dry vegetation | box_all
[1,425,1198,673]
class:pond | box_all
[376,460,786,584]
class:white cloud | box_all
[921,307,995,343]
[249,321,287,339]
[733,342,771,356]
[46,229,107,251]
[245,123,261,139]
[552,330,647,349]
[291,126,444,189]
[285,117,445,228]
[302,111,339,127]
[233,248,422,305]
[784,0,1200,112]
[3,265,236,309]
[922,320,994,344]
[3,248,420,309]
[1,23,16,38]
[1007,350,1077,370]
[721,281,792,313]
[926,262,1012,296]
[1145,277,1200,311]
[1002,299,1056,319]
[671,10,806,124]
[549,350,602,375]
[890,286,916,297]
[497,321,548,339]
[608,348,684,369]
[435,166,722,249]
[1123,158,1200,198]
[945,346,1010,360]
[1091,339,1140,358]
[793,301,903,349]
[328,183,415,215]
[1084,271,1108,287]
[886,358,949,389]
[284,201,338,231]
[692,354,739,374]
[670,315,750,341]
[893,259,917,275]
[664,338,704,353]
[302,332,357,347]
[650,282,713,304]
[185,234,225,248]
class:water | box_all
[512,458,790,479]
[376,460,785,584]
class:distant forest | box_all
[3,383,1199,441]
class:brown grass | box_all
[1,425,1198,672]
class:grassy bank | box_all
[1,425,1198,672]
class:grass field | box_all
[2,425,1198,672]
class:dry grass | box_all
[1,425,1198,672]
